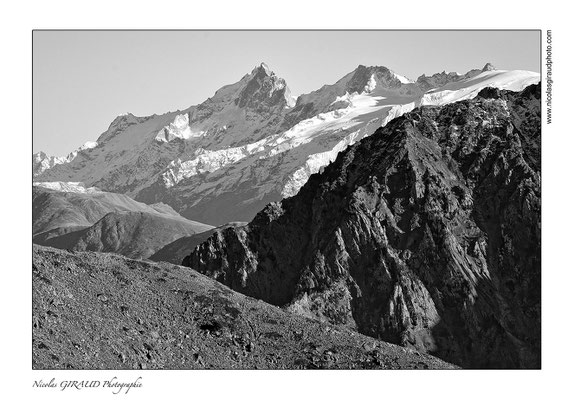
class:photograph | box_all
[31,29,542,371]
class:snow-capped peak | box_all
[256,62,271,75]
[235,63,294,110]
[112,112,137,123]
[33,140,100,177]
[286,94,298,108]
[248,62,277,80]
[419,69,539,106]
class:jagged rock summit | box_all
[235,62,296,109]
[482,62,496,72]
[184,83,541,368]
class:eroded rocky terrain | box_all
[185,84,541,368]
[32,245,455,369]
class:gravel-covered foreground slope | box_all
[32,245,455,369]
[185,84,541,368]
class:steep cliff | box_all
[185,83,541,368]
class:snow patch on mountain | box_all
[78,141,98,151]
[392,71,413,84]
[381,102,417,126]
[33,141,99,177]
[33,181,103,194]
[331,92,354,106]
[258,62,271,75]
[419,70,539,106]
[155,113,206,142]
[161,141,267,187]
[287,94,298,108]
[160,87,396,190]
[64,141,99,162]
[279,99,419,197]
[33,152,67,177]
[364,74,377,93]
[279,70,537,197]
[281,128,363,197]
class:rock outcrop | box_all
[151,222,247,265]
[184,83,541,368]
[415,63,497,92]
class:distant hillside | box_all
[41,211,212,259]
[33,185,193,235]
[33,185,213,259]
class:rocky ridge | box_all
[184,83,541,368]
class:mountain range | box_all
[33,63,539,225]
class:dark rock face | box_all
[345,65,402,93]
[235,64,293,112]
[150,222,247,265]
[416,71,462,92]
[415,63,496,92]
[482,62,496,72]
[184,84,541,368]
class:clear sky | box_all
[33,30,540,155]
